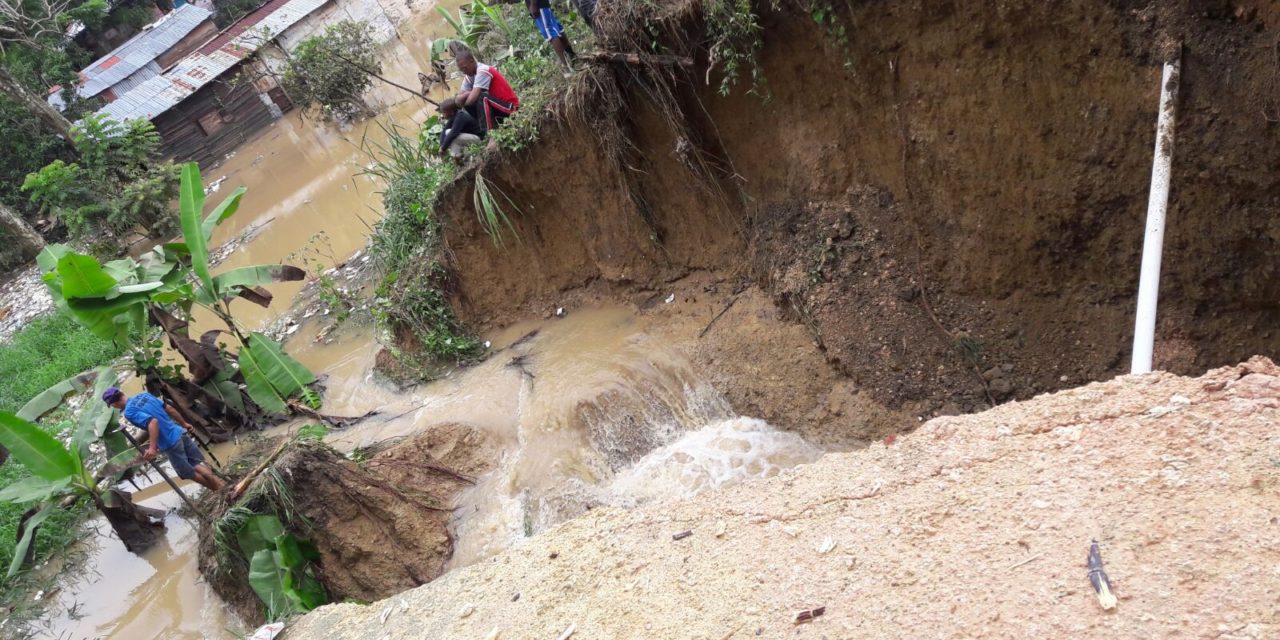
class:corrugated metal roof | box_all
[93,0,327,123]
[78,5,214,98]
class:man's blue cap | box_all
[101,387,123,404]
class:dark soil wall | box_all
[433,0,1279,413]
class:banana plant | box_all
[36,163,320,430]
[0,396,163,576]
[237,514,328,620]
[17,367,132,462]
[433,0,518,67]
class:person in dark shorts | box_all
[438,97,485,159]
[527,0,575,70]
[455,49,521,131]
[103,387,225,491]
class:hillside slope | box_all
[286,357,1280,639]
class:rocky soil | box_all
[0,265,53,341]
[286,357,1280,639]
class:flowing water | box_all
[26,8,823,638]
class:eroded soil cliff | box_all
[288,357,1280,639]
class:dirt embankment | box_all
[198,423,495,625]
[286,358,1280,639]
[415,0,1279,424]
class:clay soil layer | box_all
[425,0,1280,419]
[287,357,1280,639]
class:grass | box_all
[364,110,487,371]
[0,314,127,413]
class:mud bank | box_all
[198,424,495,625]
[286,357,1280,639]
[409,0,1280,421]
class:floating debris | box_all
[793,607,825,624]
[1087,540,1117,610]
[248,622,285,640]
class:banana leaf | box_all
[102,258,138,282]
[35,244,70,274]
[211,265,306,300]
[73,367,118,459]
[0,476,71,503]
[241,333,317,414]
[7,503,54,577]
[16,370,99,421]
[0,412,79,481]
[240,516,328,621]
[178,163,215,299]
[57,252,118,299]
[202,186,246,241]
[202,379,245,415]
[64,290,153,342]
[237,514,285,558]
[248,549,295,620]
[238,346,287,415]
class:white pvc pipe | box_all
[1130,56,1181,375]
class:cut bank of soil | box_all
[286,357,1280,639]
[402,0,1279,427]
[197,423,495,625]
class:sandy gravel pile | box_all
[287,358,1280,639]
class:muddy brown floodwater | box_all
[32,6,823,635]
[32,5,478,638]
[40,299,827,638]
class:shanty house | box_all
[77,4,219,103]
[93,0,330,167]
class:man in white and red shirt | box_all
[456,49,521,131]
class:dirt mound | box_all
[198,423,495,624]
[285,357,1280,639]
[409,0,1280,422]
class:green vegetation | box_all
[364,122,484,366]
[36,163,318,425]
[0,420,89,609]
[703,0,768,96]
[211,448,327,621]
[211,0,263,28]
[0,365,162,580]
[23,115,180,250]
[0,314,126,414]
[239,514,327,620]
[364,0,601,375]
[283,20,382,121]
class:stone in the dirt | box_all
[989,377,1015,399]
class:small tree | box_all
[282,20,380,121]
[22,115,179,248]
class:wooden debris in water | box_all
[230,439,291,500]
[793,607,826,624]
[672,530,693,541]
[1087,540,1118,610]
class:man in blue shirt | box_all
[102,387,225,491]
